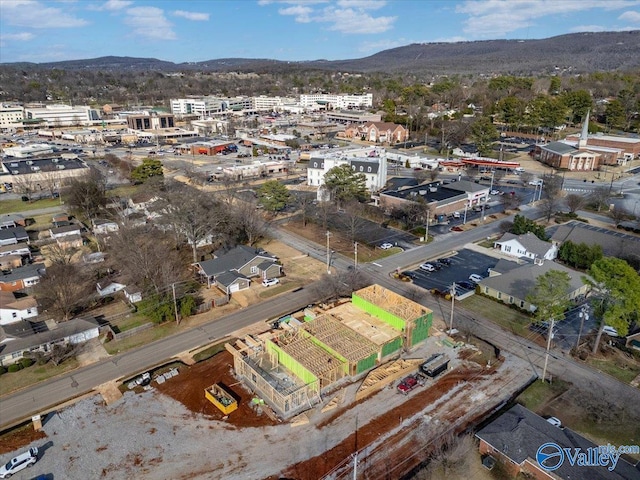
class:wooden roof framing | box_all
[355,284,430,322]
[276,330,344,385]
[302,314,378,363]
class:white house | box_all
[96,280,126,297]
[0,291,38,325]
[49,224,82,239]
[124,286,143,304]
[0,242,31,259]
[494,232,558,261]
[92,219,119,235]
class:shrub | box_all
[20,358,34,369]
[0,366,6,376]
[7,364,22,373]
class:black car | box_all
[436,258,451,267]
[456,280,476,290]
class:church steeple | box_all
[578,109,590,149]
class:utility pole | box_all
[463,202,468,225]
[424,216,430,242]
[576,306,588,350]
[326,231,332,274]
[541,318,555,382]
[172,282,180,325]
[354,242,358,269]
[448,283,456,334]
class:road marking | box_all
[371,262,382,267]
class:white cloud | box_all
[0,32,35,41]
[97,0,133,12]
[569,25,607,32]
[173,10,210,21]
[619,10,640,22]
[325,8,396,34]
[262,0,394,33]
[0,0,88,28]
[279,5,313,22]
[124,6,176,40]
[337,0,386,9]
[456,0,640,37]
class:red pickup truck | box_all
[397,374,425,395]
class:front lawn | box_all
[460,294,531,336]
[0,197,63,215]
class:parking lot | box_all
[405,249,499,292]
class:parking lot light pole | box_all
[576,306,589,350]
[463,202,468,224]
[354,242,358,269]
[448,283,456,334]
[541,318,555,382]
[326,231,332,274]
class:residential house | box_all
[56,234,83,250]
[0,213,27,229]
[49,224,82,239]
[92,219,119,235]
[52,212,70,227]
[193,245,282,294]
[96,279,126,297]
[123,286,143,304]
[0,263,45,292]
[0,291,38,325]
[494,232,557,261]
[0,242,31,260]
[0,254,23,270]
[477,261,590,311]
[476,404,640,480]
[0,226,29,246]
[626,331,640,352]
[550,222,640,263]
[0,317,100,367]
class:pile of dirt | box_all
[154,351,278,428]
[0,425,46,455]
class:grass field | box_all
[0,358,80,396]
[587,357,640,384]
[516,378,569,411]
[460,294,532,336]
[0,196,62,215]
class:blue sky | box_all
[1,0,639,64]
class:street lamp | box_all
[463,202,469,225]
[326,231,332,274]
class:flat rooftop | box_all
[326,302,401,346]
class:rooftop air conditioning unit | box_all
[12,170,19,175]
[56,164,66,170]
[429,187,438,192]
[419,190,427,195]
[9,162,19,167]
[52,158,59,163]
[31,166,40,171]
[26,160,33,165]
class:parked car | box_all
[452,211,461,219]
[602,325,619,337]
[0,447,38,478]
[436,258,451,267]
[379,243,394,250]
[262,278,280,287]
[457,280,476,290]
[397,374,425,395]
[135,372,151,386]
[490,189,502,195]
[420,263,436,272]
[546,417,562,428]
[468,274,484,283]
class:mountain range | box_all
[2,31,639,75]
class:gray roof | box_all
[0,242,30,254]
[551,223,640,259]
[350,159,380,174]
[479,261,587,299]
[540,141,577,155]
[496,232,553,258]
[0,263,45,283]
[1,157,88,175]
[197,245,276,277]
[309,158,324,169]
[50,224,82,235]
[444,179,489,193]
[476,404,639,480]
[489,258,523,275]
[215,271,248,287]
[385,177,420,191]
[0,226,29,243]
[0,317,100,358]
[0,213,25,226]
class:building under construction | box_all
[225,285,433,418]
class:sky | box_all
[0,0,639,64]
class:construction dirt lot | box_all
[0,327,536,480]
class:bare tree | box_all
[500,192,521,211]
[65,170,108,222]
[589,187,611,212]
[520,171,533,185]
[609,206,631,226]
[339,201,367,242]
[42,243,75,265]
[12,175,38,202]
[565,193,586,214]
[296,194,314,228]
[413,169,430,183]
[316,200,334,231]
[107,224,188,294]
[35,263,93,321]
[231,200,269,246]
[428,169,440,182]
[538,196,563,222]
[39,170,63,199]
[159,183,230,263]
[541,173,563,199]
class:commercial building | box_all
[306,146,388,193]
[24,104,101,128]
[170,97,225,118]
[126,111,175,130]
[299,93,373,110]
[0,105,24,131]
[326,110,382,125]
[1,156,90,185]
